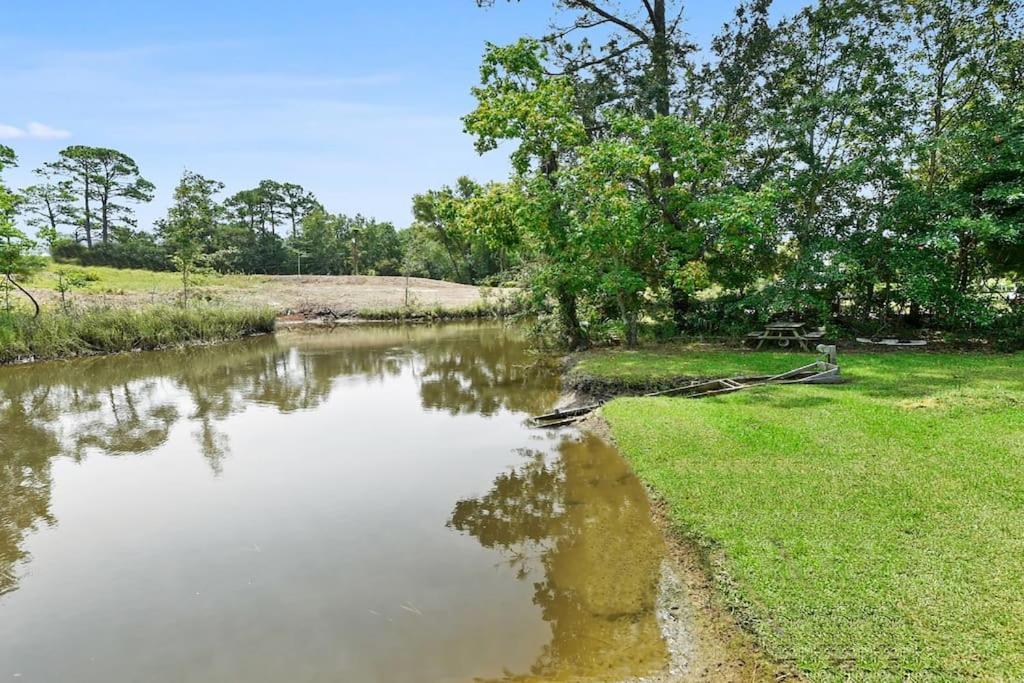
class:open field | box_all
[582,345,1024,680]
[25,264,511,317]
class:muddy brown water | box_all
[0,323,669,682]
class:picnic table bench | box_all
[745,321,825,350]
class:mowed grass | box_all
[594,348,1024,680]
[27,262,267,294]
[577,343,811,383]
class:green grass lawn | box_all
[591,346,1024,680]
[27,262,266,294]
[576,343,813,383]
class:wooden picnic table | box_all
[746,321,824,351]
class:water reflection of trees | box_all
[0,323,557,598]
[448,434,668,681]
[0,392,58,597]
[416,326,559,417]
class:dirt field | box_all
[210,275,509,316]
[30,274,513,317]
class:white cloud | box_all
[0,123,26,139]
[26,122,71,139]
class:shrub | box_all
[53,239,172,271]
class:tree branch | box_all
[668,3,686,34]
[555,38,646,74]
[568,1,650,42]
[641,0,657,25]
[7,273,40,319]
[548,17,611,41]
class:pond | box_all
[0,323,668,682]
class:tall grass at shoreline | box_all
[357,299,522,321]
[0,305,276,364]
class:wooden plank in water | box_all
[530,404,600,422]
[531,415,584,428]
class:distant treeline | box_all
[1,145,509,283]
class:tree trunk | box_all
[83,175,93,248]
[7,274,40,318]
[671,288,691,329]
[908,300,923,327]
[101,195,109,244]
[45,197,58,233]
[557,286,587,351]
[651,0,674,189]
[955,233,972,293]
[618,292,639,348]
[881,281,892,325]
[436,228,465,282]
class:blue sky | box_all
[1,1,808,232]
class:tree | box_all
[291,208,350,275]
[464,39,591,349]
[480,0,691,117]
[46,146,101,248]
[0,147,44,316]
[892,0,1024,321]
[256,180,287,234]
[89,148,155,243]
[410,177,479,282]
[53,267,89,314]
[225,188,264,234]
[351,216,403,276]
[565,114,777,345]
[157,171,225,306]
[222,184,292,273]
[46,146,153,246]
[400,224,456,280]
[705,0,916,322]
[280,182,320,238]
[20,166,80,250]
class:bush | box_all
[53,239,172,271]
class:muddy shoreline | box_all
[577,413,791,683]
[559,350,791,681]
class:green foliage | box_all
[464,39,595,349]
[351,215,403,276]
[45,145,154,246]
[464,0,1024,348]
[289,207,349,275]
[52,234,172,271]
[0,148,45,314]
[157,171,226,304]
[408,177,516,284]
[465,39,588,175]
[53,266,89,313]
